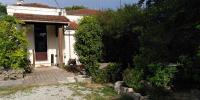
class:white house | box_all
[6,2,99,67]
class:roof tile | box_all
[69,21,79,30]
[14,13,69,24]
[66,9,100,16]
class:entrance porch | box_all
[14,13,73,67]
[26,24,65,67]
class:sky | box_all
[0,0,139,9]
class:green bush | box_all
[123,68,144,90]
[92,69,108,83]
[0,16,28,69]
[74,16,103,82]
[89,63,121,83]
[105,63,121,82]
[147,64,177,88]
[86,62,105,83]
[74,16,103,65]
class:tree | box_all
[96,5,143,67]
[138,0,167,7]
[0,16,28,69]
[0,3,7,17]
[89,5,144,82]
[74,16,103,80]
[65,5,87,10]
[133,0,200,88]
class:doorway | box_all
[34,24,47,61]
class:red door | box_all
[34,24,47,61]
[35,52,47,61]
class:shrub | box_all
[92,63,121,83]
[123,68,144,90]
[74,16,103,82]
[74,16,103,65]
[147,64,177,88]
[123,64,177,90]
[92,69,108,83]
[86,62,104,83]
[105,63,121,82]
[0,16,28,69]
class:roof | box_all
[14,13,69,24]
[13,3,55,8]
[66,9,100,16]
[69,22,79,30]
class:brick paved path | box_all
[0,66,75,87]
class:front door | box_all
[34,24,47,61]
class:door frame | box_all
[34,24,48,61]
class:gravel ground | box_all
[0,85,78,100]
[0,83,111,100]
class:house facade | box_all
[6,3,85,67]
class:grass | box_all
[83,87,119,100]
[65,82,119,100]
[77,83,119,100]
[84,92,108,100]
[0,85,36,96]
[100,86,118,96]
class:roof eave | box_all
[22,20,69,24]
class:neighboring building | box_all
[6,2,99,67]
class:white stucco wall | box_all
[65,15,83,23]
[7,5,66,16]
[64,30,79,64]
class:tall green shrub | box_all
[0,16,28,69]
[74,16,103,82]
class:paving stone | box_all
[0,66,75,87]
